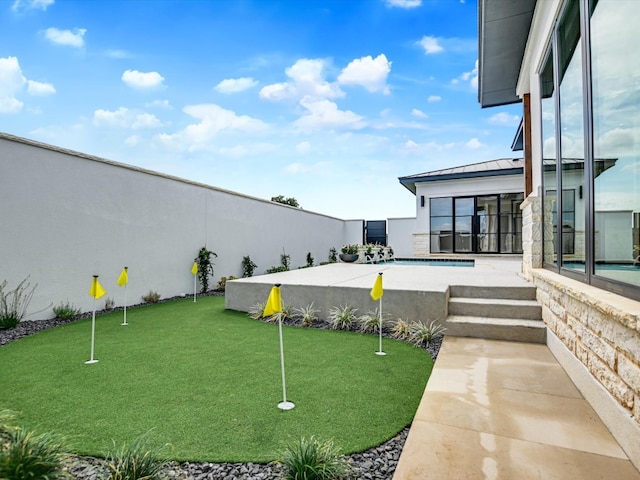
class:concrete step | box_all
[448,297,542,320]
[445,315,547,344]
[449,284,537,301]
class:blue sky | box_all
[0,0,522,219]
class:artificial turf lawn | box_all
[0,296,433,462]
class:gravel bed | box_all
[1,292,442,479]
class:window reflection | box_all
[591,0,640,285]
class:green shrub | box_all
[279,436,351,480]
[328,304,358,330]
[0,427,69,480]
[306,252,314,267]
[280,251,291,270]
[195,247,217,293]
[294,303,320,326]
[0,277,37,330]
[216,276,238,291]
[266,265,289,274]
[141,291,161,304]
[52,300,81,320]
[328,247,337,263]
[410,320,446,347]
[241,256,258,278]
[105,432,168,480]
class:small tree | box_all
[306,252,314,267]
[241,255,258,278]
[271,195,300,208]
[195,247,217,293]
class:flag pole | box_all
[274,283,294,410]
[193,273,197,302]
[374,272,386,356]
[121,267,128,326]
[122,282,128,325]
[85,276,100,365]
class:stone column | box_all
[521,194,543,281]
[412,233,429,257]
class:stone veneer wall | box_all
[522,194,640,466]
[412,233,429,257]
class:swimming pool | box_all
[385,258,475,267]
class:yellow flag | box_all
[370,273,383,301]
[191,262,198,275]
[117,267,128,287]
[263,285,282,317]
[89,276,107,300]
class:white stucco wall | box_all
[387,217,416,258]
[414,174,525,232]
[0,134,359,319]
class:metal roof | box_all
[478,0,537,108]
[398,158,524,194]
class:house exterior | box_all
[479,0,640,468]
[399,158,524,256]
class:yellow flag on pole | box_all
[117,267,128,287]
[89,276,107,299]
[370,273,383,301]
[263,285,283,317]
[191,262,198,275]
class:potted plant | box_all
[339,244,359,263]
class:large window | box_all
[540,0,640,295]
[430,193,523,254]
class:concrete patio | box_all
[393,336,640,479]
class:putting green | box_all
[0,296,432,462]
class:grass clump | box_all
[358,309,390,334]
[294,303,320,326]
[391,319,412,341]
[0,277,37,330]
[141,291,161,304]
[52,301,81,320]
[0,427,69,480]
[328,305,358,330]
[279,436,351,480]
[410,320,446,347]
[105,432,169,480]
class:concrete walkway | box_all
[393,336,640,480]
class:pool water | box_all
[386,258,475,267]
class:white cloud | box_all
[383,0,422,8]
[124,135,139,147]
[93,107,164,129]
[155,103,267,150]
[27,80,55,96]
[11,0,53,11]
[337,54,391,94]
[427,95,441,103]
[214,77,258,94]
[121,69,165,89]
[296,141,311,154]
[0,56,26,113]
[146,99,172,109]
[411,108,427,118]
[44,27,86,48]
[465,137,484,149]
[132,112,163,129]
[417,36,444,54]
[105,49,134,59]
[294,97,365,132]
[259,58,343,102]
[453,60,478,90]
[488,112,520,126]
[93,107,130,127]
